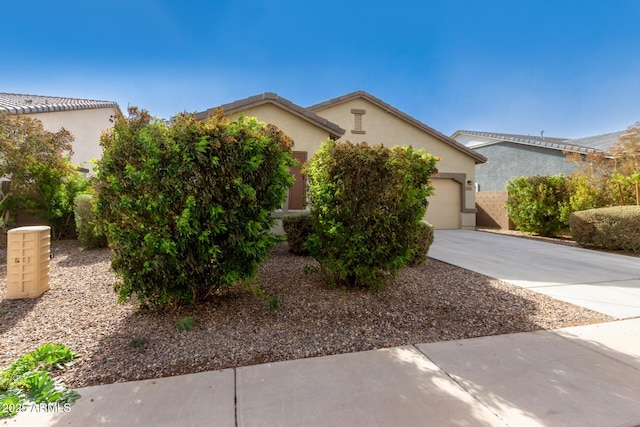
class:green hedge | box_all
[570,206,640,252]
[305,140,438,289]
[282,213,312,255]
[95,108,295,307]
[74,194,107,249]
[407,221,434,266]
[506,175,570,237]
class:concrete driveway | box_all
[429,230,640,319]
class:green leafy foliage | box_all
[176,316,195,332]
[506,175,570,237]
[305,140,438,289]
[0,112,88,239]
[0,343,80,418]
[95,108,295,308]
[565,122,640,208]
[407,221,434,266]
[282,213,312,255]
[74,194,107,249]
[570,206,640,252]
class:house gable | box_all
[194,93,345,213]
[309,91,487,166]
[195,93,344,142]
[309,91,484,228]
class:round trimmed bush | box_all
[95,108,295,307]
[305,140,438,289]
[570,206,640,252]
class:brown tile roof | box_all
[0,92,120,114]
[308,91,487,164]
[194,92,345,140]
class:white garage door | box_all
[424,178,461,229]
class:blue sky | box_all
[4,0,639,139]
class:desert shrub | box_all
[0,112,89,238]
[282,213,312,255]
[95,108,295,308]
[506,175,570,237]
[305,140,438,289]
[570,206,640,252]
[407,221,434,266]
[566,175,612,212]
[73,194,107,249]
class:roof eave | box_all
[195,93,345,139]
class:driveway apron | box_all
[429,230,640,318]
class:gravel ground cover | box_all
[0,239,613,389]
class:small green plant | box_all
[176,316,195,332]
[267,297,281,313]
[74,194,107,249]
[245,283,281,313]
[407,221,434,266]
[0,308,13,318]
[282,213,313,255]
[0,343,80,418]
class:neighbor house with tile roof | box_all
[0,93,121,173]
[451,129,614,192]
[452,129,626,228]
[197,91,487,229]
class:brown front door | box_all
[289,151,307,210]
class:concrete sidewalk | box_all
[8,319,640,427]
[7,229,640,426]
[429,229,640,319]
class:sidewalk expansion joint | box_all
[412,344,508,425]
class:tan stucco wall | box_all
[313,98,478,228]
[225,103,332,156]
[33,107,117,173]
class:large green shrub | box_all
[95,108,295,307]
[305,140,438,289]
[282,213,312,255]
[74,194,107,249]
[407,221,434,266]
[506,175,570,237]
[569,206,640,252]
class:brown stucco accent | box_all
[432,172,477,213]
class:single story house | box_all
[0,92,121,173]
[196,91,487,229]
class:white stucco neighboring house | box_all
[0,92,121,173]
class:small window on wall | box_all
[351,109,365,134]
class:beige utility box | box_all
[6,226,51,299]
